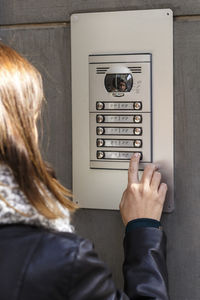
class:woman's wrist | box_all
[125,218,161,233]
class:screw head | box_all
[97,151,104,159]
[135,139,142,147]
[96,102,104,110]
[134,115,142,123]
[97,139,104,147]
[97,127,104,135]
[134,102,142,110]
[134,127,142,135]
[96,115,104,123]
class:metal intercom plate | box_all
[89,54,152,170]
[71,9,174,212]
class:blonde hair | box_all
[0,43,77,219]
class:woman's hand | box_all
[119,153,168,226]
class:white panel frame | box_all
[71,9,174,212]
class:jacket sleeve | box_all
[68,228,169,300]
[68,237,128,300]
[123,227,169,300]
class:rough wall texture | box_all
[0,2,200,299]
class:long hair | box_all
[0,43,77,219]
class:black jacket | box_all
[0,224,169,299]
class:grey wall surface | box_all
[1,1,200,299]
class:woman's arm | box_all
[123,227,169,299]
[69,153,169,299]
[120,153,169,299]
[68,228,168,300]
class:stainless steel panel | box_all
[89,54,151,170]
[72,10,173,214]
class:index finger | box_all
[128,153,140,184]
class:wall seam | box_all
[0,22,70,29]
[0,14,199,28]
[175,15,200,21]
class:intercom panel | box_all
[89,54,152,169]
[71,9,174,212]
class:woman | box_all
[0,43,169,299]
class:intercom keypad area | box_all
[89,54,152,169]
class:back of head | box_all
[0,43,77,219]
[0,43,43,146]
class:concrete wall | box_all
[1,2,200,299]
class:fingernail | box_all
[134,152,140,158]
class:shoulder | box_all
[25,226,97,288]
[37,227,94,260]
[0,224,92,264]
[0,224,98,299]
[31,225,93,258]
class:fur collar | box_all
[0,164,74,232]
